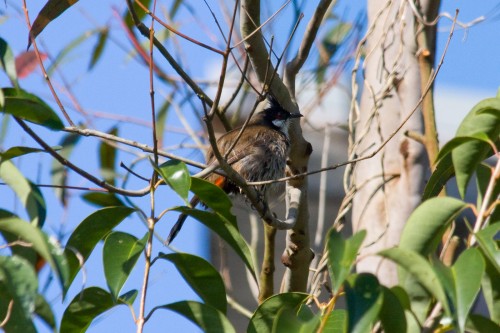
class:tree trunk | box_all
[350,0,439,285]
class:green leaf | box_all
[400,197,468,256]
[64,206,135,293]
[60,287,130,333]
[482,255,500,323]
[379,287,407,333]
[476,163,500,223]
[466,314,500,333]
[89,27,109,70]
[327,229,366,293]
[155,160,190,203]
[157,252,227,313]
[103,232,146,300]
[379,248,449,314]
[190,177,235,226]
[0,255,38,332]
[81,192,125,207]
[51,133,80,206]
[0,146,55,163]
[29,0,81,48]
[248,292,310,333]
[123,0,153,29]
[423,154,454,200]
[0,160,46,227]
[453,96,500,198]
[99,127,118,186]
[118,289,138,306]
[321,309,347,333]
[0,38,18,87]
[173,207,256,281]
[0,217,69,291]
[435,134,495,165]
[153,301,235,333]
[344,273,383,333]
[452,248,485,333]
[35,293,56,331]
[1,88,64,130]
[475,223,500,273]
[322,22,352,59]
[272,307,320,333]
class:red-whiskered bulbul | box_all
[166,96,302,244]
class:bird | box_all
[166,95,302,245]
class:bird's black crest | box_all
[266,94,287,113]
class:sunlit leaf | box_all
[453,96,500,198]
[190,177,235,226]
[344,273,383,333]
[0,38,18,87]
[103,232,147,300]
[0,255,38,332]
[452,248,485,333]
[29,0,80,48]
[400,197,468,256]
[321,309,347,333]
[248,292,310,333]
[64,206,135,294]
[0,160,46,226]
[60,287,130,333]
[327,229,366,293]
[0,217,69,293]
[173,207,256,281]
[154,301,235,333]
[158,252,227,313]
[155,159,190,203]
[0,146,54,164]
[1,88,64,130]
[379,247,449,314]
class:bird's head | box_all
[260,95,303,130]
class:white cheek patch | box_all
[272,119,286,128]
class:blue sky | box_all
[1,1,500,332]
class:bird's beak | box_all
[290,113,303,118]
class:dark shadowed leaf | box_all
[0,160,46,226]
[0,146,56,163]
[153,301,235,333]
[103,232,146,300]
[482,255,500,323]
[423,154,454,200]
[29,0,81,48]
[155,159,190,203]
[0,217,69,292]
[400,197,468,256]
[0,255,38,333]
[64,206,135,294]
[60,287,130,333]
[158,252,227,313]
[81,192,125,207]
[452,248,485,333]
[35,293,56,331]
[99,127,118,186]
[52,133,80,206]
[327,229,366,293]
[172,207,256,281]
[379,287,406,333]
[1,88,64,130]
[89,27,109,69]
[466,314,500,333]
[248,292,310,333]
[344,273,383,333]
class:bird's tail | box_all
[165,195,200,245]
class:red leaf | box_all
[15,51,47,78]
